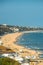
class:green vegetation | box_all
[0,57,21,65]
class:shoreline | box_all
[21,30,43,34]
[16,31,43,51]
[1,31,42,57]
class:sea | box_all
[17,31,43,52]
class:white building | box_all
[2,54,9,57]
[2,24,7,26]
[13,28,19,32]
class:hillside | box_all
[0,24,43,36]
[0,57,21,65]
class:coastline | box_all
[21,30,43,34]
[1,31,43,65]
[1,31,40,57]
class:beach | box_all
[1,32,43,65]
[1,32,38,57]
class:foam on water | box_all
[17,32,43,51]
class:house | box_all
[13,28,19,32]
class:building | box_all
[2,24,7,26]
[13,28,19,32]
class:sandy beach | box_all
[1,32,38,57]
[1,32,43,65]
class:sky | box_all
[0,0,43,27]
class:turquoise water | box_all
[17,32,43,51]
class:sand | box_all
[1,32,37,56]
[1,32,43,65]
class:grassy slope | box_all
[0,57,21,65]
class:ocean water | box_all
[17,32,43,51]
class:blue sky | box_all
[0,0,43,27]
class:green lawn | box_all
[0,57,21,65]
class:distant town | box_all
[0,24,43,35]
